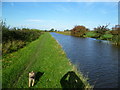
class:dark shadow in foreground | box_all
[34,72,44,86]
[60,71,85,90]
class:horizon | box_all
[2,2,118,31]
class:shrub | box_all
[71,25,89,37]
[112,35,120,45]
[100,34,113,40]
[2,21,42,54]
[94,24,110,38]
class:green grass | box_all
[84,31,98,38]
[2,33,92,88]
[56,31,71,35]
[100,34,113,40]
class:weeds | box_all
[1,21,42,54]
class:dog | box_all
[29,71,35,87]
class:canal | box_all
[51,32,119,88]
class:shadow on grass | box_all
[34,72,44,86]
[60,71,85,89]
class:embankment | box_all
[2,32,91,88]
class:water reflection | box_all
[50,32,119,88]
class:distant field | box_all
[56,31,71,35]
[2,33,91,88]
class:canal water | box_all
[50,32,119,88]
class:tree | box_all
[49,28,54,32]
[110,25,120,35]
[64,29,69,32]
[55,30,57,32]
[44,30,47,32]
[71,25,89,37]
[93,24,110,38]
[111,25,120,45]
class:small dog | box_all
[29,71,35,87]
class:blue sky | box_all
[2,2,118,30]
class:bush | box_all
[71,25,89,37]
[100,34,113,40]
[112,35,120,45]
[2,21,42,54]
[2,40,26,54]
[94,24,109,38]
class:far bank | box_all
[56,31,120,46]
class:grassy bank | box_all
[56,31,71,35]
[70,25,120,46]
[2,33,91,88]
[56,30,120,46]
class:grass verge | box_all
[2,32,92,88]
[56,31,71,35]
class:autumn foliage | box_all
[71,25,89,37]
[110,25,120,35]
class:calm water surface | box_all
[50,32,119,88]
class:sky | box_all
[2,2,118,31]
[2,0,119,2]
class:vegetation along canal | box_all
[51,32,119,88]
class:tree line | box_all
[71,24,120,46]
[1,21,42,54]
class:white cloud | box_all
[2,0,119,2]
